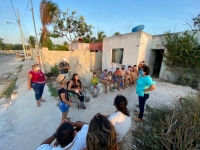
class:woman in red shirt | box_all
[28,64,46,107]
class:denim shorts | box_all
[59,101,69,113]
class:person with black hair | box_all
[120,65,128,88]
[113,68,123,91]
[107,95,131,142]
[133,65,156,122]
[68,74,86,109]
[37,120,88,150]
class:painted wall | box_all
[89,42,103,52]
[102,32,141,72]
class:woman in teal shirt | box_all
[133,65,156,122]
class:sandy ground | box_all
[0,58,198,150]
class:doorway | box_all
[152,50,164,77]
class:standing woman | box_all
[68,74,86,109]
[28,64,46,107]
[56,74,72,121]
[133,65,156,122]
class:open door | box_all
[152,50,164,77]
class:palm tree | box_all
[113,32,120,36]
[97,31,106,42]
[40,0,59,47]
[27,36,36,48]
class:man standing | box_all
[58,58,70,80]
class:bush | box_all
[2,78,17,98]
[48,83,58,97]
[50,64,59,76]
[133,94,200,150]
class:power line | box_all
[21,23,30,36]
[21,0,31,20]
[10,0,18,20]
[0,25,13,34]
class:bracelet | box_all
[53,133,57,138]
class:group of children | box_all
[91,61,146,97]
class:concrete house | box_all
[102,31,200,81]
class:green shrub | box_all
[48,83,58,97]
[21,58,25,61]
[50,64,59,76]
[133,94,200,150]
[2,78,17,98]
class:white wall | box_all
[102,32,141,72]
[151,31,200,81]
[138,32,153,65]
[69,43,90,50]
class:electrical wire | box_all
[21,0,31,20]
[10,0,18,20]
[0,25,13,34]
[21,23,30,36]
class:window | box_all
[112,49,124,64]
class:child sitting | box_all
[91,72,100,98]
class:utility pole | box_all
[17,9,26,59]
[30,0,44,71]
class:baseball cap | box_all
[63,58,67,61]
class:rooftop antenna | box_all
[174,23,177,32]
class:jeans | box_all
[138,94,149,119]
[32,83,45,101]
[90,85,100,94]
[79,91,84,102]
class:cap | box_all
[63,58,67,61]
[56,74,67,84]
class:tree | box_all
[63,41,68,45]
[96,31,106,42]
[51,9,93,49]
[0,37,4,49]
[113,32,120,36]
[82,34,91,43]
[28,36,36,48]
[192,13,200,30]
[163,31,200,87]
[40,0,59,47]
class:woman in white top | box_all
[108,95,131,142]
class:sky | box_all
[0,0,199,44]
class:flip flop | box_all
[40,99,46,102]
[37,103,41,107]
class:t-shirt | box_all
[58,88,69,102]
[136,75,156,97]
[108,111,131,142]
[29,70,45,83]
[37,124,89,150]
[100,72,107,80]
[59,62,70,74]
[91,77,98,86]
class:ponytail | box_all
[114,95,130,117]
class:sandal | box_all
[40,99,46,102]
[37,102,41,107]
[80,103,86,109]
